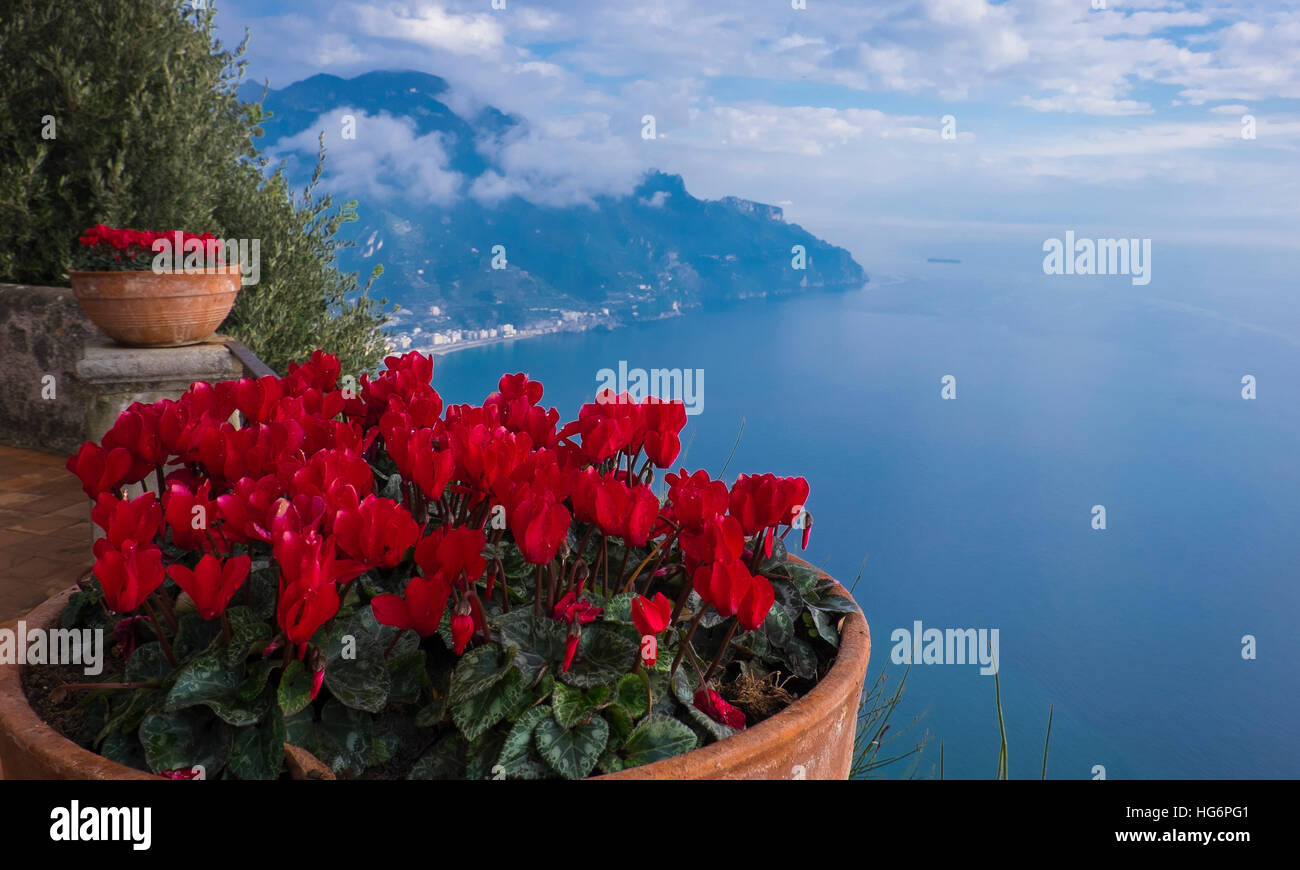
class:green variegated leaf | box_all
[534,715,609,780]
[227,710,287,780]
[165,649,241,713]
[223,606,271,664]
[100,729,149,772]
[139,709,233,776]
[466,731,508,781]
[559,624,638,689]
[809,593,858,614]
[621,714,698,767]
[124,642,172,683]
[605,703,634,742]
[449,645,515,705]
[408,733,467,780]
[493,610,566,682]
[783,559,822,596]
[808,606,840,648]
[319,609,391,712]
[602,592,635,623]
[278,659,314,716]
[783,634,819,680]
[616,671,650,718]
[764,600,794,646]
[245,565,279,620]
[237,659,278,703]
[304,701,377,777]
[496,705,550,778]
[164,642,272,727]
[452,666,524,741]
[386,649,428,704]
[172,613,220,661]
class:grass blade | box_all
[1041,703,1054,780]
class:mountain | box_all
[250,71,867,347]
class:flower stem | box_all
[669,608,706,680]
[151,590,178,633]
[669,570,694,624]
[144,600,178,668]
[615,546,630,593]
[621,545,660,594]
[702,618,738,683]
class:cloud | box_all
[469,112,647,208]
[217,0,1300,255]
[342,2,505,58]
[269,108,464,206]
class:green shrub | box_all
[0,0,392,374]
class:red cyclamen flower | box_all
[631,592,673,638]
[414,526,487,588]
[727,474,810,537]
[692,559,775,630]
[371,574,453,638]
[94,540,166,613]
[166,554,252,620]
[67,442,134,497]
[91,491,162,555]
[631,592,673,667]
[332,494,421,569]
[450,599,475,655]
[693,687,746,730]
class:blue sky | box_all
[215,0,1300,268]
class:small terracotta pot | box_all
[0,564,870,780]
[0,585,331,780]
[69,269,240,348]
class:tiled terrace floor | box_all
[0,445,90,779]
[0,445,92,624]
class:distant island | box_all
[252,71,868,354]
[927,257,962,264]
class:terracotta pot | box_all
[594,557,871,780]
[0,564,870,781]
[0,585,331,780]
[69,269,239,347]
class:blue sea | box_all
[427,240,1300,779]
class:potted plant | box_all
[68,224,241,347]
[0,350,870,779]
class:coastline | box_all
[427,330,547,358]
[406,281,874,359]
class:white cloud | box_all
[270,108,464,206]
[342,2,504,58]
[470,112,647,208]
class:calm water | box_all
[427,241,1300,779]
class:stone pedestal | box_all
[76,336,245,545]
[76,335,245,444]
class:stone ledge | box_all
[76,334,244,388]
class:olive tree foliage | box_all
[0,0,393,374]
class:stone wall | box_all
[0,282,267,457]
[0,284,97,456]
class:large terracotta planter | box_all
[69,269,239,347]
[0,565,870,780]
[0,585,331,780]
